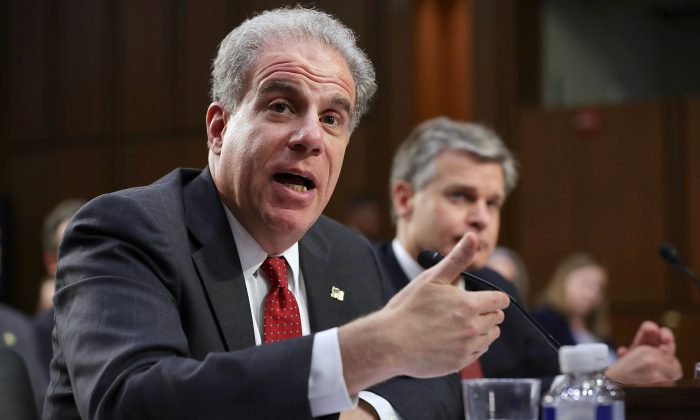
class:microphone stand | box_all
[658,243,700,291]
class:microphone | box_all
[417,250,561,352]
[658,243,700,291]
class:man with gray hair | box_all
[375,116,682,388]
[45,8,508,419]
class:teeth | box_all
[287,184,308,192]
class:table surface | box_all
[624,380,700,420]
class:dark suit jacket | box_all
[44,168,461,420]
[0,303,47,417]
[373,242,560,388]
[531,305,578,348]
[32,308,53,381]
[0,347,39,420]
[531,304,615,351]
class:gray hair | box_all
[390,116,519,201]
[210,6,377,132]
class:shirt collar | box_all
[391,238,424,282]
[222,205,300,282]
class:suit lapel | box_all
[300,222,359,331]
[299,225,338,331]
[185,168,255,351]
[301,220,383,331]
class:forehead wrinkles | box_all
[260,60,353,93]
[250,39,356,100]
[437,155,504,192]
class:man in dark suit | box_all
[44,8,510,419]
[378,117,682,388]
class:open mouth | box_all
[274,172,316,193]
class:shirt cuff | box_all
[308,328,357,416]
[359,391,404,420]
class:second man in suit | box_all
[375,116,683,387]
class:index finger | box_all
[424,232,478,285]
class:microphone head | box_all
[417,250,443,269]
[658,243,683,267]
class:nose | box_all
[466,200,490,230]
[288,114,323,156]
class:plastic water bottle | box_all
[541,343,624,420]
[589,344,625,420]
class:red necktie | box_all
[261,256,302,343]
[460,359,484,379]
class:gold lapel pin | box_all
[330,286,345,301]
[3,332,17,347]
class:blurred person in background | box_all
[33,199,85,377]
[0,195,12,302]
[342,193,383,241]
[487,246,530,305]
[533,253,623,365]
[0,203,48,416]
[0,301,46,417]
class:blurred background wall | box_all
[1,0,698,378]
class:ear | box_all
[206,102,227,154]
[392,180,415,219]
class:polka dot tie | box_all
[261,256,302,343]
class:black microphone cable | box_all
[417,250,561,352]
[658,243,700,291]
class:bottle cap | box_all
[587,343,610,371]
[559,343,610,374]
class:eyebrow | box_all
[449,184,504,202]
[258,79,353,116]
[330,95,352,116]
[259,79,299,97]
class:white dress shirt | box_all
[392,238,465,290]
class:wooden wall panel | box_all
[473,0,517,136]
[175,0,229,130]
[414,0,474,122]
[118,139,208,190]
[7,0,50,144]
[60,1,108,139]
[516,103,670,306]
[371,0,415,228]
[122,0,170,133]
[686,97,700,304]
